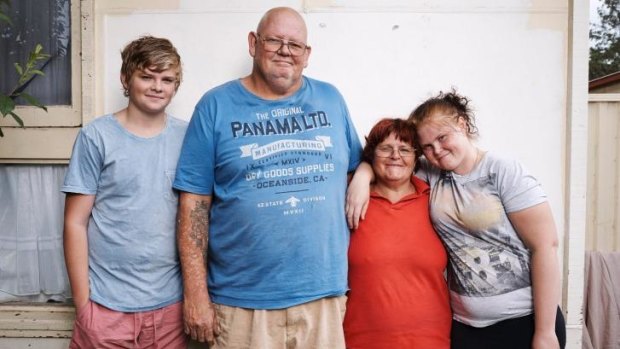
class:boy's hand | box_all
[183,291,220,345]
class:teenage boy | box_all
[62,36,188,348]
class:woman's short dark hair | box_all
[362,118,418,170]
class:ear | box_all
[455,115,468,132]
[120,74,129,90]
[303,45,312,68]
[248,31,258,57]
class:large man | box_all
[173,7,362,349]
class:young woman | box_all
[347,91,566,349]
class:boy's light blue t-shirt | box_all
[174,77,363,309]
[62,114,187,312]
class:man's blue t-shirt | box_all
[173,77,362,309]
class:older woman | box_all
[343,118,451,349]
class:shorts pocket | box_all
[338,295,347,321]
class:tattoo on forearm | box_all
[189,200,210,260]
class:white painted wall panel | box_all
[101,5,568,247]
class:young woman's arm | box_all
[509,202,561,349]
[345,161,374,229]
[63,193,95,311]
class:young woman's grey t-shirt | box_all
[416,152,546,327]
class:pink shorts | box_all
[69,300,188,349]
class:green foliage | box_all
[0,0,11,25]
[589,0,620,80]
[0,0,50,137]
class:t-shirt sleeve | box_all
[414,157,433,183]
[61,129,102,195]
[344,105,363,172]
[173,101,215,195]
[496,157,547,213]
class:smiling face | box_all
[122,66,178,117]
[416,114,477,175]
[372,132,417,186]
[249,8,311,97]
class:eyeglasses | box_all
[374,146,416,158]
[256,33,309,56]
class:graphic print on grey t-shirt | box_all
[431,171,531,297]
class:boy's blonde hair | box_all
[120,36,182,97]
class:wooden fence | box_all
[587,93,620,251]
